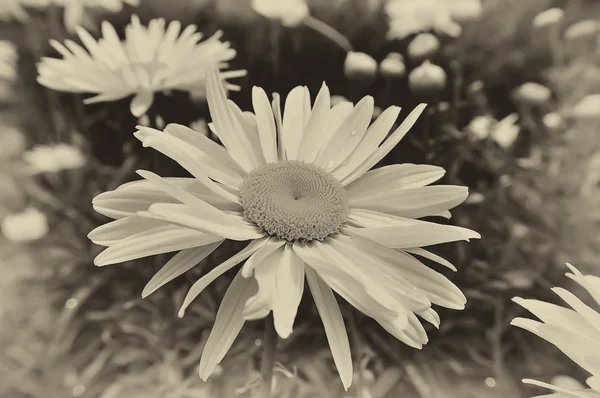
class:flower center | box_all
[239,161,349,242]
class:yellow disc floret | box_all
[239,161,349,242]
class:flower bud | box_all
[407,33,440,62]
[408,61,446,97]
[379,52,406,79]
[513,82,551,106]
[532,8,564,28]
[542,112,562,130]
[331,95,350,106]
[344,51,377,80]
[571,94,600,119]
[449,0,483,23]
[565,20,600,40]
[1,207,49,243]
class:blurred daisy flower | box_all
[88,67,479,390]
[23,0,139,33]
[251,0,309,27]
[1,207,49,243]
[0,40,18,82]
[512,263,600,397]
[385,0,462,40]
[467,114,520,149]
[532,7,564,28]
[0,0,28,21]
[23,143,86,173]
[37,15,246,117]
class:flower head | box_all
[379,52,406,79]
[532,7,564,28]
[88,67,479,390]
[512,263,600,397]
[251,0,309,27]
[343,52,377,80]
[37,15,246,117]
[385,0,462,40]
[1,207,49,243]
[23,143,86,173]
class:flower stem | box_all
[302,16,353,53]
[260,314,278,398]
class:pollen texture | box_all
[239,161,349,242]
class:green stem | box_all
[302,16,353,53]
[260,314,278,398]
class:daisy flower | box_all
[37,15,247,117]
[251,0,309,27]
[385,0,462,40]
[1,207,49,243]
[22,0,139,33]
[23,143,86,173]
[88,67,479,389]
[512,263,600,397]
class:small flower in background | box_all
[513,82,552,106]
[542,112,562,130]
[408,61,447,97]
[37,15,247,117]
[490,113,520,149]
[0,0,28,21]
[512,263,600,397]
[89,67,478,390]
[571,94,600,119]
[0,126,26,159]
[0,40,18,82]
[251,0,309,27]
[466,115,494,140]
[407,33,440,62]
[565,19,600,40]
[23,143,86,173]
[1,207,49,243]
[379,52,405,79]
[385,0,462,40]
[532,7,564,28]
[344,51,377,80]
[23,0,139,33]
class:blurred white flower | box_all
[23,0,139,33]
[543,112,562,130]
[571,94,600,119]
[565,19,600,40]
[37,15,247,117]
[344,51,377,80]
[23,143,86,173]
[0,41,18,82]
[0,0,28,21]
[385,0,462,40]
[466,115,494,140]
[447,0,482,23]
[1,207,49,243]
[379,52,405,79]
[0,126,26,159]
[189,118,209,136]
[407,32,440,61]
[490,113,519,149]
[512,263,600,397]
[532,7,564,28]
[513,82,551,106]
[252,0,309,27]
[408,61,447,97]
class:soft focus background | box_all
[1,0,600,397]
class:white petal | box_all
[94,225,221,266]
[349,185,469,219]
[522,379,598,398]
[252,86,278,163]
[296,83,331,163]
[341,104,427,186]
[272,245,305,338]
[346,164,446,201]
[281,86,309,160]
[179,237,269,317]
[243,247,280,320]
[198,271,257,381]
[130,90,154,117]
[316,96,374,171]
[405,248,457,272]
[88,216,165,246]
[142,242,223,298]
[305,267,353,391]
[552,287,600,332]
[272,93,285,160]
[240,237,286,278]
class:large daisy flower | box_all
[88,67,479,389]
[37,15,246,117]
[512,263,600,397]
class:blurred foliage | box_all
[1,0,600,397]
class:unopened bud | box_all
[532,8,564,28]
[408,61,447,97]
[407,33,440,62]
[379,52,406,79]
[513,82,551,106]
[344,51,377,80]
[542,112,562,130]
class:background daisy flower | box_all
[512,263,600,397]
[23,143,86,173]
[88,66,479,390]
[36,15,247,117]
